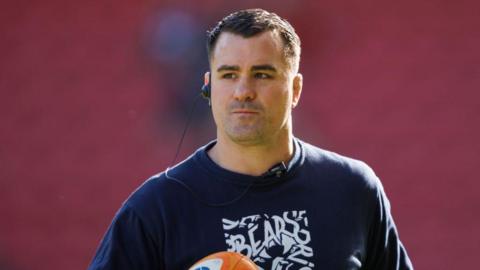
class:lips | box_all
[232,110,258,114]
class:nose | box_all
[233,77,256,102]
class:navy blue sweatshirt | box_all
[88,139,413,269]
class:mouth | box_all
[231,110,259,115]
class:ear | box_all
[204,71,211,86]
[292,73,303,108]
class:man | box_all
[89,9,413,270]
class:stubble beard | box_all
[223,115,270,146]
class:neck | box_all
[207,129,295,176]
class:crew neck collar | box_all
[193,137,304,186]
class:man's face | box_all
[209,31,302,146]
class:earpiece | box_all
[201,83,210,99]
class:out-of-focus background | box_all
[1,0,478,269]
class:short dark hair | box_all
[207,9,301,71]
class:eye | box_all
[254,73,272,79]
[222,73,237,79]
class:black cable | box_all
[166,92,257,207]
[171,94,202,166]
[165,168,256,207]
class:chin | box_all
[227,131,265,146]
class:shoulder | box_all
[114,173,169,232]
[124,154,201,217]
[298,140,382,192]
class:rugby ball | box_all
[189,251,258,270]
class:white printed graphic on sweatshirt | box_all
[222,210,314,270]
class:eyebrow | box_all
[217,65,239,72]
[216,64,277,73]
[251,65,277,72]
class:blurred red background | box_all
[1,0,479,269]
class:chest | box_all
[162,202,369,270]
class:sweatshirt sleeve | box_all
[87,203,162,270]
[364,180,413,270]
